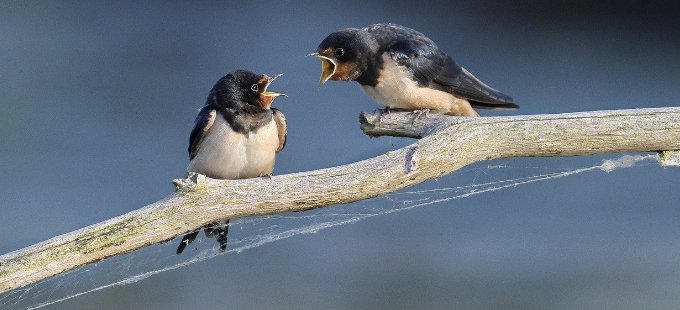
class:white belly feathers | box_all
[187,115,279,179]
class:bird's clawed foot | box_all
[410,109,430,125]
[375,107,393,127]
[259,172,273,179]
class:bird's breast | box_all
[187,116,280,179]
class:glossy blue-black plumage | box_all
[367,24,518,108]
[318,23,519,109]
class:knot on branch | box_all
[405,145,420,174]
[172,172,208,191]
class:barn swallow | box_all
[176,70,287,254]
[311,23,519,116]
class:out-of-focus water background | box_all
[1,1,680,309]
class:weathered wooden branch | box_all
[1,107,680,294]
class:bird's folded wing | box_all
[272,108,287,153]
[188,107,217,159]
[388,39,518,109]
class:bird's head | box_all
[221,70,287,110]
[310,28,373,86]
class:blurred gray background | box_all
[1,1,680,309]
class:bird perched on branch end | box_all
[310,23,519,117]
[176,70,288,254]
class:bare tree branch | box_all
[1,107,680,294]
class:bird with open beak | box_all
[311,23,519,116]
[177,70,288,254]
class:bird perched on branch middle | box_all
[310,23,519,116]
[176,69,287,254]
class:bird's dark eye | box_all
[334,47,345,57]
[251,84,259,92]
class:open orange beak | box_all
[308,52,336,86]
[262,74,287,98]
